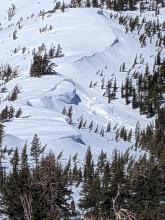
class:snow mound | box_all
[47,79,81,104]
[27,79,81,110]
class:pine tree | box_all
[135,121,140,147]
[67,106,73,124]
[121,82,124,98]
[8,85,20,101]
[30,134,46,167]
[122,62,126,72]
[133,54,138,67]
[100,127,105,137]
[10,148,19,175]
[94,124,99,133]
[19,143,31,194]
[83,147,93,181]
[115,128,120,142]
[156,50,161,65]
[0,106,9,122]
[61,1,65,13]
[37,153,72,219]
[97,150,107,174]
[106,121,111,132]
[127,129,132,142]
[55,44,64,58]
[2,148,24,219]
[15,107,22,118]
[113,78,117,94]
[83,120,87,128]
[48,45,56,59]
[132,88,138,109]
[92,0,98,7]
[85,0,91,7]
[89,81,93,88]
[0,123,5,185]
[78,117,83,129]
[9,106,15,119]
[144,63,150,76]
[101,80,105,89]
[61,106,67,115]
[30,52,56,77]
[79,147,98,215]
[63,156,72,185]
[88,120,93,131]
[106,79,112,103]
[13,29,18,40]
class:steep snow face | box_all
[0,2,162,159]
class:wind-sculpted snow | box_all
[47,79,81,104]
[0,3,160,160]
[27,79,81,109]
[74,37,119,64]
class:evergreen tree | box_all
[85,0,91,7]
[0,124,6,186]
[106,121,111,132]
[55,44,64,58]
[2,148,24,219]
[30,134,46,167]
[67,106,73,124]
[61,106,67,115]
[92,0,98,7]
[83,120,87,128]
[30,52,56,77]
[79,147,99,217]
[88,120,93,131]
[94,124,99,133]
[132,88,138,109]
[78,117,83,129]
[15,107,22,118]
[89,80,93,88]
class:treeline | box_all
[0,133,164,219]
[105,0,165,12]
[70,0,165,11]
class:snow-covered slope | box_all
[0,1,163,159]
